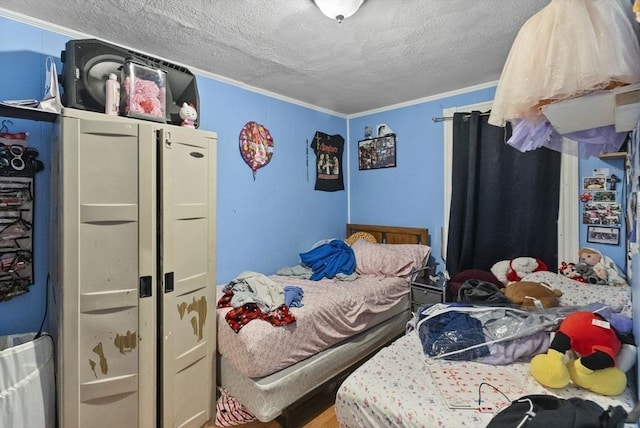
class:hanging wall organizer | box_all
[0,122,44,301]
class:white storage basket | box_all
[0,333,55,428]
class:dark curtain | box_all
[446,111,561,277]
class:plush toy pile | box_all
[558,247,627,287]
[558,261,588,284]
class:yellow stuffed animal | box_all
[501,281,562,309]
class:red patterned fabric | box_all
[214,388,256,427]
[217,290,296,333]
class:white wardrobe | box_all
[50,108,217,428]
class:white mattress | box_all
[218,303,411,422]
[217,274,411,378]
[336,332,637,427]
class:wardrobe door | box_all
[158,127,217,427]
[53,112,156,428]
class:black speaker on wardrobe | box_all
[60,38,200,127]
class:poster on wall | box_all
[358,134,397,170]
[311,131,344,192]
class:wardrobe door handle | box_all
[164,272,174,293]
[139,276,152,298]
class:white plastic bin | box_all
[0,333,55,428]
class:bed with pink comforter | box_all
[217,273,411,378]
[215,223,431,423]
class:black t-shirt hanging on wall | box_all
[311,131,344,192]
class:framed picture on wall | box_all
[583,176,606,190]
[593,191,616,202]
[587,226,620,245]
[358,134,396,170]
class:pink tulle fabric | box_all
[489,0,640,128]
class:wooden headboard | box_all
[346,224,429,245]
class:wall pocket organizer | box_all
[0,127,44,301]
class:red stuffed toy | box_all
[530,311,626,396]
[506,257,548,282]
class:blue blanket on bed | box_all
[299,239,356,281]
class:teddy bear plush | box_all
[501,281,562,309]
[530,311,626,396]
[578,247,627,287]
[124,77,166,119]
[574,263,607,285]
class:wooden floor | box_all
[208,388,339,428]
[218,405,337,428]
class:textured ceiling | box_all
[1,0,550,115]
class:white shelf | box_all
[0,102,59,123]
[542,84,640,134]
[599,151,626,159]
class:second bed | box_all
[336,271,638,427]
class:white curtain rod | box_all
[432,112,491,122]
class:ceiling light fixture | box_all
[313,0,366,23]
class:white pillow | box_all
[351,238,414,277]
[380,243,431,271]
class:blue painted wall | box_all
[0,17,66,337]
[0,15,346,335]
[578,155,627,271]
[198,77,347,283]
[348,88,496,267]
[1,14,619,338]
[350,101,628,273]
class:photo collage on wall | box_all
[582,172,621,246]
[628,121,640,257]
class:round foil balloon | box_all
[239,121,274,180]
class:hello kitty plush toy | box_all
[179,102,197,128]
